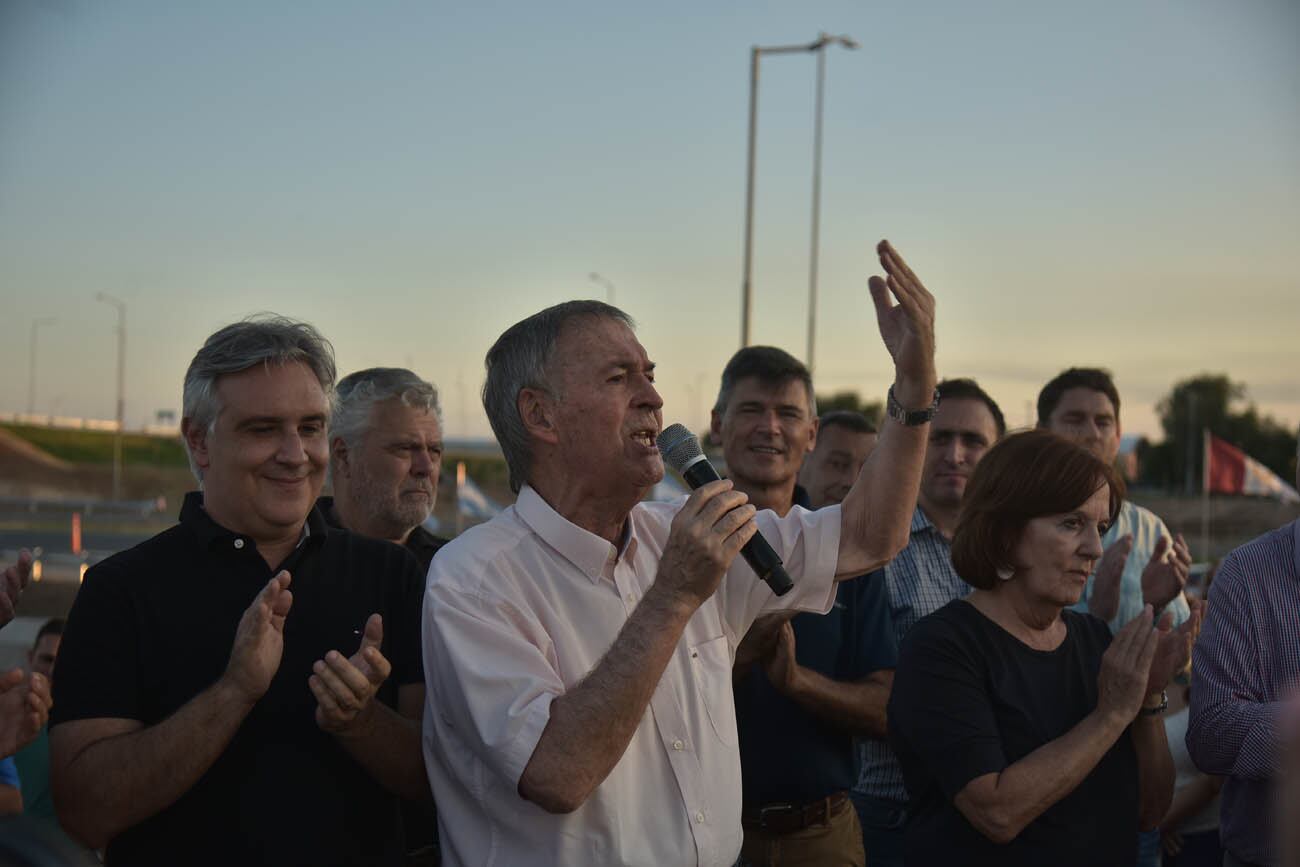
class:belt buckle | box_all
[757,803,795,826]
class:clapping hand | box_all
[1145,597,1202,696]
[310,613,392,737]
[1141,534,1192,611]
[761,621,803,697]
[224,571,294,704]
[1,549,34,627]
[0,667,51,756]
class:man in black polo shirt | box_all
[49,316,428,866]
[322,367,448,573]
[715,348,897,867]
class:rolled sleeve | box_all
[716,503,841,642]
[425,583,561,787]
[1187,554,1280,780]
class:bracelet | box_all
[1139,690,1168,716]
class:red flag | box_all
[1205,433,1300,503]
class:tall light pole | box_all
[27,317,56,415]
[588,272,616,305]
[805,33,857,374]
[96,292,126,502]
[739,33,856,360]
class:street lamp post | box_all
[588,272,617,305]
[95,292,126,502]
[739,33,857,365]
[27,317,57,415]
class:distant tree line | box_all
[1138,374,1298,493]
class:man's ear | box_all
[330,436,351,477]
[709,409,723,447]
[181,417,211,474]
[519,388,560,446]
[806,417,819,455]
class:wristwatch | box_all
[1139,690,1168,716]
[885,385,940,427]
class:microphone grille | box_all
[656,423,703,474]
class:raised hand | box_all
[1141,533,1191,611]
[1096,606,1160,724]
[310,613,392,736]
[224,571,293,704]
[1,549,34,627]
[0,668,51,756]
[1145,598,1202,695]
[1088,535,1132,621]
[655,479,758,611]
[868,240,937,406]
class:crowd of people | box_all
[0,240,1295,867]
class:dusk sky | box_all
[2,0,1297,441]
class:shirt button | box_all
[233,539,244,550]
[695,811,705,824]
[673,739,684,751]
[625,593,635,603]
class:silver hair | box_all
[332,367,442,451]
[182,314,337,481]
[483,300,634,493]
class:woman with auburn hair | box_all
[887,430,1201,866]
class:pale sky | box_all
[2,0,1297,441]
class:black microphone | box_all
[656,423,794,597]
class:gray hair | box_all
[182,314,337,481]
[483,300,634,493]
[332,367,442,450]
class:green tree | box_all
[1144,374,1298,493]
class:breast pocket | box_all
[689,635,737,747]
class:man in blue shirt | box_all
[851,378,1005,867]
[719,347,897,867]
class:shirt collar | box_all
[180,490,327,553]
[911,505,936,535]
[515,485,626,583]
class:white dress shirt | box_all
[423,484,841,867]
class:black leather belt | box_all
[741,791,850,834]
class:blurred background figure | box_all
[10,619,63,827]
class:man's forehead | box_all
[215,361,329,411]
[1055,387,1117,417]
[817,425,872,451]
[555,317,649,367]
[933,398,999,437]
[369,400,442,438]
[728,375,811,408]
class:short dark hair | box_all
[951,430,1124,591]
[817,410,876,437]
[713,346,814,416]
[1037,367,1121,427]
[937,378,1006,437]
[34,617,65,645]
